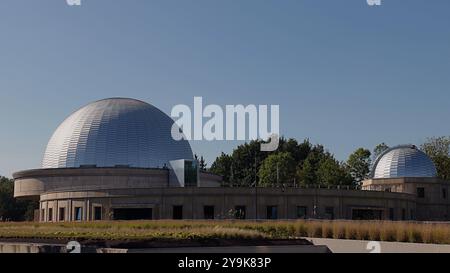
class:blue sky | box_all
[1,0,449,177]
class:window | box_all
[204,206,215,220]
[443,188,447,199]
[48,208,53,222]
[94,207,102,221]
[113,208,152,220]
[235,206,246,219]
[296,206,307,219]
[389,208,394,221]
[266,206,278,220]
[59,207,65,221]
[410,209,415,220]
[401,209,406,221]
[417,187,425,198]
[325,207,334,220]
[352,209,383,220]
[173,206,183,220]
[184,160,198,187]
[74,207,83,221]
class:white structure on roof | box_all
[372,145,437,179]
[42,98,193,169]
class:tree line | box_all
[209,136,450,188]
[0,176,38,221]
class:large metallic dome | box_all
[372,145,437,179]
[42,98,193,169]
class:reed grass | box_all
[0,220,448,244]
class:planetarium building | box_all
[13,98,450,222]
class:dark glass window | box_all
[113,208,152,220]
[173,206,183,220]
[48,208,53,222]
[59,207,65,221]
[74,207,82,221]
[389,208,395,221]
[417,187,425,198]
[266,206,278,220]
[94,207,102,221]
[184,161,198,187]
[325,207,334,220]
[235,206,246,219]
[402,208,406,220]
[352,209,383,220]
[297,206,307,219]
[443,188,447,199]
[204,206,215,220]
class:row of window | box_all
[41,206,102,222]
[42,205,331,221]
[171,205,333,220]
[416,187,448,199]
[388,207,414,221]
[41,205,415,221]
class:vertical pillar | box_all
[86,199,90,221]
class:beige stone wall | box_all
[37,187,417,222]
[14,168,449,222]
[14,168,222,199]
[362,177,450,220]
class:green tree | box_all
[347,148,371,186]
[229,140,267,186]
[296,144,330,186]
[296,157,316,186]
[209,138,354,188]
[209,137,311,186]
[373,143,389,161]
[279,138,312,164]
[209,152,233,184]
[258,152,296,187]
[420,136,450,180]
[316,157,353,187]
[0,176,38,221]
[421,136,450,157]
[194,154,207,171]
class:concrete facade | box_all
[362,177,450,220]
[13,167,446,222]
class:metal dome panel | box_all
[42,98,193,169]
[372,145,437,179]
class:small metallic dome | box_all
[42,98,193,169]
[372,145,437,179]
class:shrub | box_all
[332,222,345,239]
[407,227,422,243]
[396,227,409,242]
[355,223,370,241]
[380,224,396,242]
[344,224,358,240]
[294,222,308,237]
[321,222,333,238]
[0,220,449,244]
[306,222,322,238]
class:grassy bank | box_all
[0,220,449,244]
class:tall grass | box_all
[0,220,448,244]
